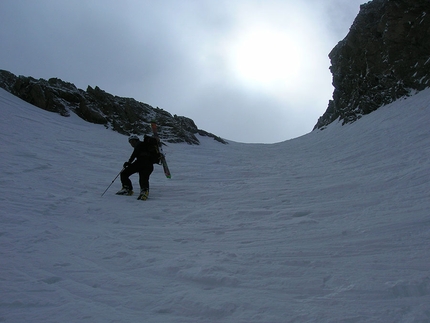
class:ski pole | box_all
[101,168,124,197]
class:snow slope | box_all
[1,87,430,323]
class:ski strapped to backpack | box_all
[151,122,171,178]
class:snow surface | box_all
[1,87,430,323]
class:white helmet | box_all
[128,134,139,142]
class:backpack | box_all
[144,135,162,164]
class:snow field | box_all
[1,88,430,322]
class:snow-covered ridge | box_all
[0,69,227,145]
[1,88,429,322]
[315,0,430,130]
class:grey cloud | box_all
[0,0,365,143]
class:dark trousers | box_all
[120,162,154,191]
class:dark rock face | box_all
[314,0,430,130]
[0,69,227,144]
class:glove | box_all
[123,161,131,168]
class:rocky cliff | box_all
[0,69,227,144]
[314,0,430,130]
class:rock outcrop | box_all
[0,69,227,144]
[314,0,430,130]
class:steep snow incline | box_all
[1,87,429,322]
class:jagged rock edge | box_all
[0,69,227,145]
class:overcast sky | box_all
[0,0,366,143]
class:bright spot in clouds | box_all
[229,25,302,91]
[0,0,365,143]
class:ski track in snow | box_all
[1,87,430,322]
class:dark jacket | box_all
[128,141,153,164]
